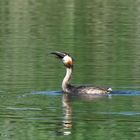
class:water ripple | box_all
[98,111,140,116]
[111,90,140,96]
[31,90,63,96]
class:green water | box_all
[0,0,140,139]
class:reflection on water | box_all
[1,0,140,139]
[62,94,72,135]
[0,90,140,139]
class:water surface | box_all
[0,0,140,140]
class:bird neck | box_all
[62,67,73,92]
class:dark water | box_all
[0,0,140,139]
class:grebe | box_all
[51,51,112,95]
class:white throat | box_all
[62,67,72,92]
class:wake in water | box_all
[30,89,140,97]
[111,90,140,96]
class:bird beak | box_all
[51,51,66,59]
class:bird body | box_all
[51,51,112,95]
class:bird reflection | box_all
[60,92,111,135]
[62,93,72,135]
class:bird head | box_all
[51,51,73,68]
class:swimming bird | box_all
[51,51,112,95]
